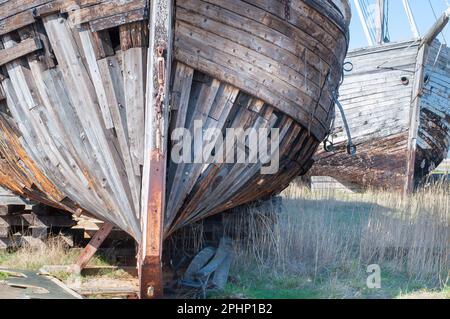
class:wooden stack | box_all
[0,190,77,249]
[0,186,33,212]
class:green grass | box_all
[216,183,449,300]
[0,271,10,280]
[211,264,449,299]
[210,271,321,299]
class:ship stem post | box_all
[139,0,173,299]
[405,7,450,194]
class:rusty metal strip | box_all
[139,0,173,299]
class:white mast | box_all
[402,0,420,39]
[375,0,386,44]
[354,0,374,46]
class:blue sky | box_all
[349,0,450,49]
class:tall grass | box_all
[0,236,110,271]
[223,182,449,289]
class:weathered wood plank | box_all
[38,68,116,216]
[0,0,52,21]
[0,10,35,36]
[122,47,146,173]
[68,0,145,27]
[89,8,147,32]
[32,1,62,17]
[97,55,141,215]
[166,76,221,225]
[79,29,114,129]
[0,37,42,66]
[0,82,5,100]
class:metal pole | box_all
[375,0,386,44]
[333,93,356,156]
[354,0,374,46]
[139,0,173,299]
[402,0,420,39]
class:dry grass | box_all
[0,235,110,271]
[0,236,134,289]
[221,182,449,298]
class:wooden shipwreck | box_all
[0,0,350,296]
[310,2,450,192]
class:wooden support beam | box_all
[0,37,42,67]
[32,2,62,18]
[421,7,450,46]
[68,0,146,27]
[0,213,76,227]
[0,10,35,36]
[119,21,149,51]
[70,222,114,274]
[89,8,147,32]
[405,45,427,194]
[139,0,173,299]
[90,30,115,60]
[0,0,52,21]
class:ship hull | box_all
[0,0,350,239]
[310,40,450,191]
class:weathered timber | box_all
[90,8,147,32]
[0,0,53,21]
[0,37,42,66]
[0,186,32,206]
[67,0,146,27]
[0,10,35,36]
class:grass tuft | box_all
[0,271,9,280]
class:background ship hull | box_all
[310,39,450,191]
